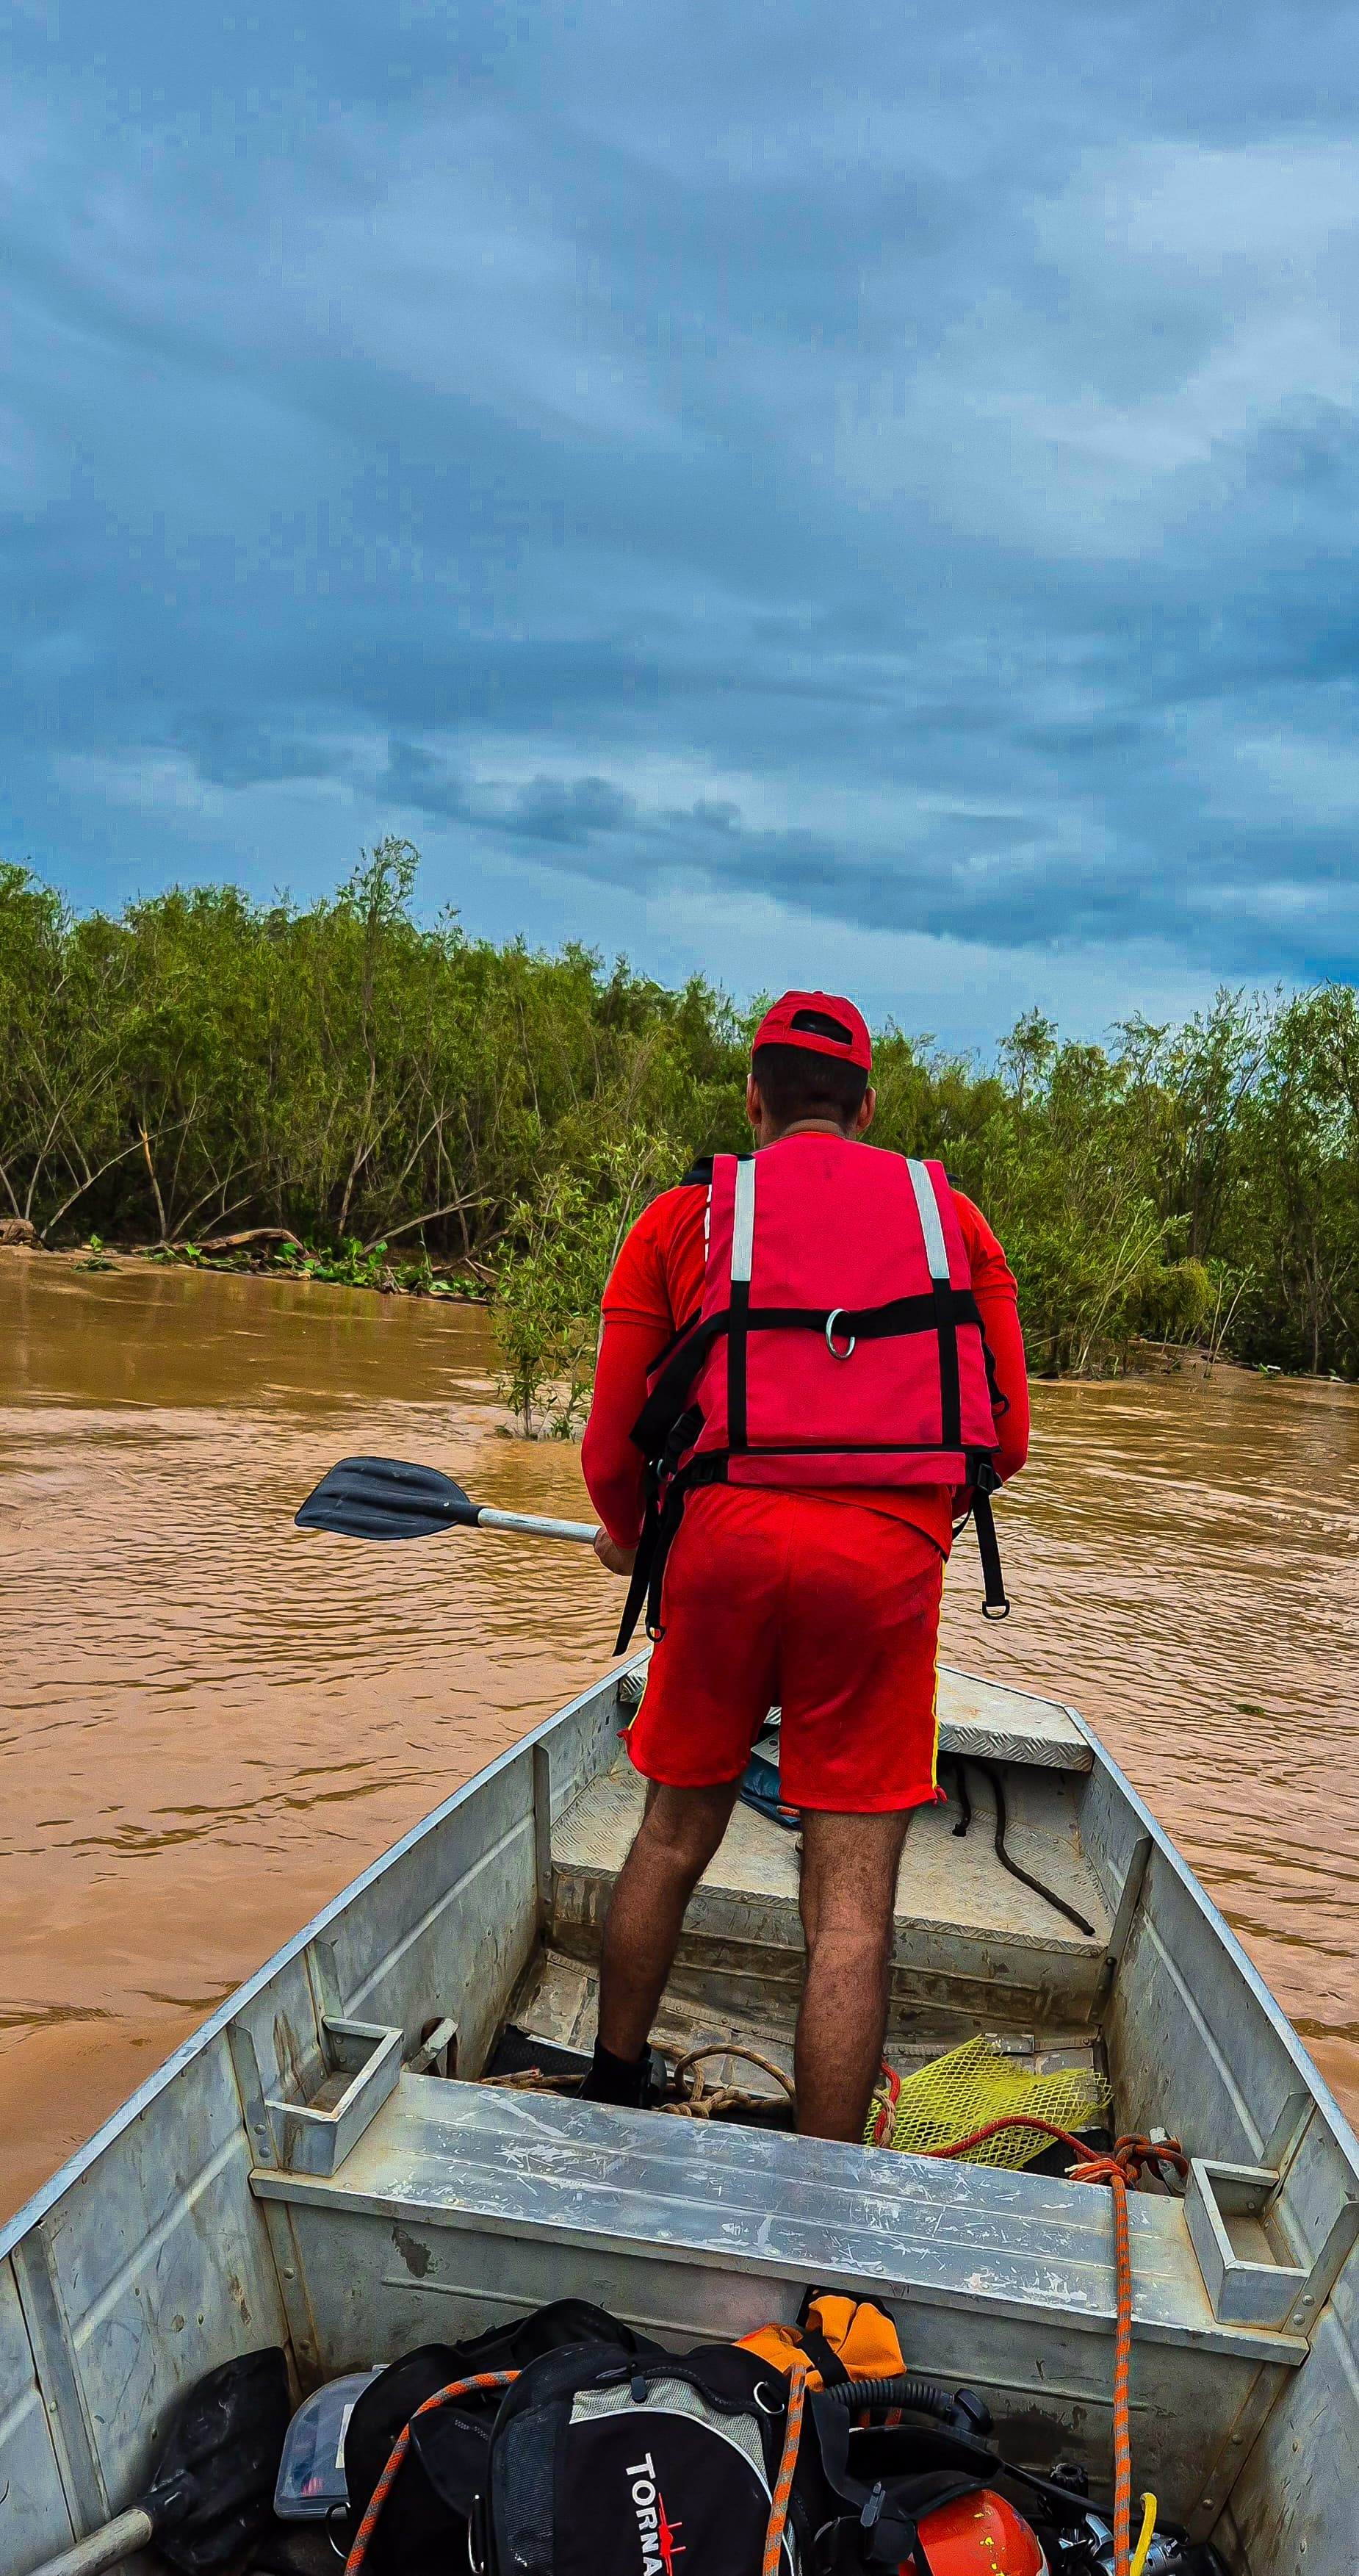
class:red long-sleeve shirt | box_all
[582,1169,1028,1553]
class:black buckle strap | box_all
[806,2389,984,2569]
[612,1447,704,1655]
[630,1292,985,1458]
[934,1278,962,1452]
[971,1464,1009,1620]
[630,1316,725,1455]
[613,1491,660,1658]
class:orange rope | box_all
[867,2059,903,2147]
[344,2370,519,2574]
[762,2354,810,2575]
[918,2112,1091,2162]
[925,2119,1188,2576]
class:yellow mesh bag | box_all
[865,2034,1111,2167]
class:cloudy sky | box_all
[4,3,1357,1043]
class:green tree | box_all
[1,849,1355,1382]
[492,1129,675,1436]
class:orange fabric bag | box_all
[738,2292,905,2391]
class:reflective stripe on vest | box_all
[906,1156,949,1281]
[728,1157,755,1447]
[730,1156,756,1283]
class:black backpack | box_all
[467,2342,1066,2575]
[348,2317,1089,2576]
[343,2300,662,2572]
[473,2336,813,2575]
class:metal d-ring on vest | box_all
[824,1309,856,1359]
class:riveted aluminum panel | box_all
[1,2253,76,2571]
[34,2037,290,2515]
[1215,2294,1359,2576]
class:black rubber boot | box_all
[577,2037,655,2108]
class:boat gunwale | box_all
[0,1655,646,2264]
[1058,1696,1359,2180]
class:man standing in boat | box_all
[580,991,1028,2140]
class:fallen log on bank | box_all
[194,1227,305,1253]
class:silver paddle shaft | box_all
[475,1506,600,1544]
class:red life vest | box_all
[615,1136,1009,1650]
[682,1134,998,1485]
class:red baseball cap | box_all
[751,989,873,1073]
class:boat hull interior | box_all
[3,1659,1356,2572]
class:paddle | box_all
[295,1454,600,1547]
[31,2346,291,2576]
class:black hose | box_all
[945,1755,972,1838]
[969,1757,1097,1940]
[818,2375,954,2417]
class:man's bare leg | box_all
[795,1808,910,2140]
[595,1780,742,2062]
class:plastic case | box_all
[273,2368,383,2519]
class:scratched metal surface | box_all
[1,1655,1358,2571]
[0,1666,627,2572]
[555,1749,1110,1949]
[256,2070,1273,2346]
[254,2070,1292,2528]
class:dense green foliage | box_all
[2,846,1357,1392]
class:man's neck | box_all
[756,1117,854,1148]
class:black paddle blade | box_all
[145,2347,292,2575]
[295,1453,481,1541]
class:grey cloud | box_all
[2,0,1358,1001]
[502,775,639,843]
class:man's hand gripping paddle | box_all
[295,1453,601,1548]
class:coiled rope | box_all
[481,2042,796,2123]
[660,2043,798,2120]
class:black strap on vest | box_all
[630,1289,985,1461]
[612,1419,705,1656]
[963,1461,1009,1619]
[613,1486,661,1659]
[934,1276,962,1451]
[727,1274,750,1448]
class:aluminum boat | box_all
[4,1658,1356,2570]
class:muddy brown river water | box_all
[2,1253,1357,2220]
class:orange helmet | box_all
[907,2489,1048,2576]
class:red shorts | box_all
[626,1485,945,1813]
